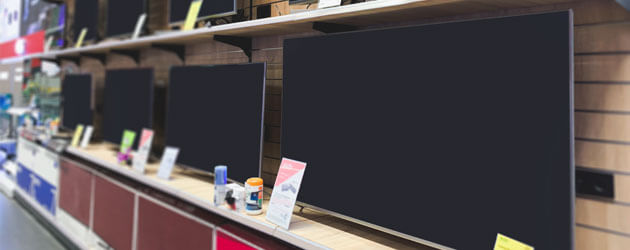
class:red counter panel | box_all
[216,230,256,250]
[137,197,213,250]
[93,175,134,250]
[58,159,92,226]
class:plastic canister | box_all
[245,177,263,215]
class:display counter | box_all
[60,143,431,249]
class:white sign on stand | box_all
[79,126,94,148]
[266,158,307,230]
[157,147,179,180]
[132,129,154,173]
[318,0,342,9]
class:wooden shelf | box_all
[0,0,576,65]
[66,143,435,249]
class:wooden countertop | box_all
[66,143,436,249]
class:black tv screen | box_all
[73,0,98,41]
[62,74,92,129]
[169,0,235,25]
[103,68,154,149]
[166,63,265,183]
[106,0,145,37]
[281,11,574,249]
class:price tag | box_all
[183,0,203,31]
[266,158,307,229]
[132,129,153,173]
[79,126,94,148]
[318,0,342,9]
[120,130,136,154]
[70,124,84,147]
[157,147,179,180]
[75,28,87,48]
[494,233,534,250]
[132,13,147,40]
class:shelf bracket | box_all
[80,53,107,65]
[151,44,185,62]
[213,35,252,61]
[111,49,141,64]
[312,22,357,34]
[56,56,81,65]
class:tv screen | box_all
[106,0,145,37]
[166,63,265,183]
[62,74,92,129]
[20,0,58,36]
[73,0,98,41]
[281,11,574,249]
[169,0,235,25]
[103,68,154,149]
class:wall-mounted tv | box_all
[73,0,98,42]
[166,63,265,183]
[106,0,145,37]
[61,74,92,129]
[168,0,236,26]
[281,11,574,249]
[103,68,154,149]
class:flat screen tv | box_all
[168,0,236,26]
[106,0,145,37]
[103,68,154,149]
[281,11,574,249]
[62,74,92,129]
[73,0,98,41]
[166,63,265,183]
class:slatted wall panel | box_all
[573,1,630,249]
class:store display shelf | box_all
[66,144,411,249]
[0,0,575,65]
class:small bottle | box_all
[245,177,263,215]
[214,165,228,206]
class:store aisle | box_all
[0,193,65,250]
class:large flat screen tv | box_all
[166,63,265,183]
[103,68,154,149]
[61,74,92,129]
[281,11,574,249]
[106,0,145,37]
[73,0,98,41]
[168,0,236,26]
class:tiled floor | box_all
[0,192,65,250]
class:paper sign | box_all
[44,36,53,52]
[132,14,147,40]
[157,147,180,180]
[494,233,534,250]
[266,158,307,229]
[79,126,94,148]
[132,129,154,173]
[318,0,342,9]
[71,124,84,147]
[75,28,87,48]
[120,130,136,154]
[183,0,203,31]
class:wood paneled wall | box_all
[60,0,630,248]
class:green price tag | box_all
[120,130,137,153]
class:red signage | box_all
[0,31,45,59]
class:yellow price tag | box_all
[71,124,85,147]
[183,0,203,31]
[494,234,534,250]
[75,28,87,48]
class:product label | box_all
[266,158,307,229]
[494,233,534,250]
[70,124,84,147]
